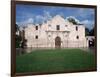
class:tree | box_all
[16,24,22,48]
[16,24,19,32]
[85,27,90,36]
[85,27,95,36]
[89,27,94,36]
[67,17,78,25]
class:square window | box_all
[76,26,78,31]
[56,25,60,30]
[36,26,38,30]
[48,35,51,37]
[76,35,79,39]
[65,25,68,27]
[48,24,51,27]
[35,35,38,39]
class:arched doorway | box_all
[55,36,61,48]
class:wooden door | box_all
[55,36,61,48]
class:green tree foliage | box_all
[16,24,22,48]
[85,27,94,36]
[16,24,19,32]
[16,35,22,48]
[89,27,94,36]
[85,27,90,36]
[67,17,78,25]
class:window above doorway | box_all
[76,26,78,31]
[35,35,38,39]
[56,25,60,30]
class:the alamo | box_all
[19,15,92,48]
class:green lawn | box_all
[16,48,96,73]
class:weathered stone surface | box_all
[24,15,88,48]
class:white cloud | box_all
[81,20,94,29]
[81,20,94,25]
[34,11,52,24]
[27,18,34,23]
[66,16,94,29]
[43,11,52,20]
[59,12,64,17]
[35,15,45,23]
[76,8,94,18]
[36,15,44,20]
[17,18,34,26]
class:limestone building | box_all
[24,15,88,48]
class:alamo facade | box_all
[24,15,88,48]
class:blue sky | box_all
[16,4,95,30]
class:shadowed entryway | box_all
[55,36,61,48]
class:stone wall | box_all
[24,15,88,48]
